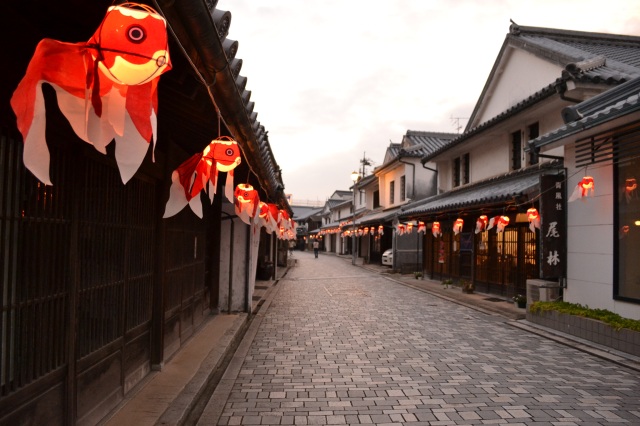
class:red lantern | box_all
[397,224,406,235]
[619,225,630,239]
[526,207,541,232]
[475,215,488,234]
[569,176,595,202]
[453,218,464,235]
[432,221,441,238]
[496,216,510,233]
[234,184,259,225]
[417,221,426,234]
[11,4,171,186]
[378,225,384,235]
[407,222,414,233]
[164,137,241,218]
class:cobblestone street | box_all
[204,251,640,425]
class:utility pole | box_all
[359,152,373,177]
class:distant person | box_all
[313,240,319,258]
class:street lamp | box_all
[350,171,360,265]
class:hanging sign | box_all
[540,174,566,279]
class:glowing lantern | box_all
[267,204,281,234]
[364,227,369,235]
[370,227,375,235]
[163,137,241,218]
[378,225,384,235]
[397,224,406,235]
[407,222,414,233]
[432,221,441,238]
[569,176,595,202]
[256,201,269,229]
[417,221,426,234]
[625,178,637,203]
[526,207,541,232]
[475,215,488,234]
[453,218,464,235]
[234,184,259,225]
[11,4,171,185]
[496,216,510,233]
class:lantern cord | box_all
[151,0,266,191]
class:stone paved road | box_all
[215,252,640,425]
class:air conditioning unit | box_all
[527,279,561,303]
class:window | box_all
[400,175,406,201]
[462,153,470,184]
[453,154,469,187]
[359,190,364,205]
[453,157,461,187]
[615,148,640,302]
[527,123,539,165]
[389,181,395,205]
[373,190,380,208]
[512,130,522,170]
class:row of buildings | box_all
[296,23,640,325]
[0,1,294,424]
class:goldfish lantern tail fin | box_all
[163,171,189,218]
[568,184,583,202]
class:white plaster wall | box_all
[477,49,562,125]
[218,214,250,313]
[413,159,436,200]
[564,145,639,320]
[470,136,510,181]
[379,164,406,207]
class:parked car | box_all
[381,249,393,266]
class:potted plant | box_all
[414,271,423,279]
[461,279,474,294]
[512,294,527,309]
[442,278,453,289]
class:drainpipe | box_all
[421,163,438,195]
[221,212,234,313]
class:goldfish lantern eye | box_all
[127,25,146,44]
[225,148,234,156]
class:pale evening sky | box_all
[220,0,640,204]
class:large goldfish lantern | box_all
[569,176,595,202]
[163,137,241,218]
[234,184,260,225]
[11,3,171,185]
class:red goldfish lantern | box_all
[432,221,441,238]
[407,222,414,233]
[378,225,384,235]
[527,207,541,232]
[487,215,509,233]
[163,137,241,218]
[475,215,488,234]
[234,184,259,225]
[417,221,426,234]
[453,218,464,235]
[11,4,171,185]
[496,216,510,233]
[569,176,595,202]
